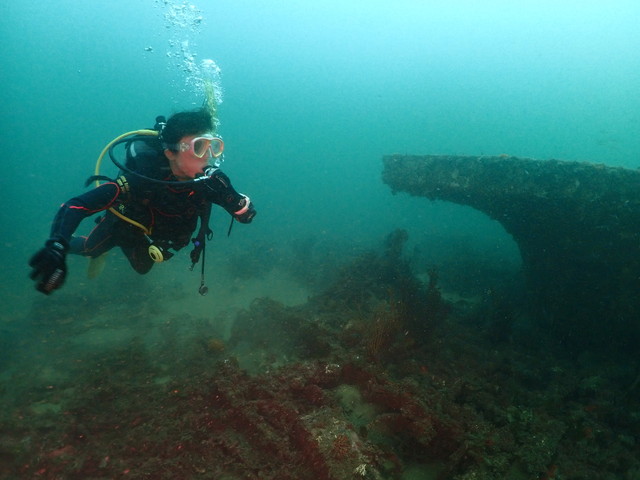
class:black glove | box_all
[235,199,256,224]
[242,203,256,223]
[29,238,68,295]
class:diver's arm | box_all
[50,182,121,242]
[29,181,121,295]
[202,169,256,223]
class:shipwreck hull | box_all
[382,154,640,348]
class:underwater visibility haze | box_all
[1,0,640,478]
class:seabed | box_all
[1,229,639,480]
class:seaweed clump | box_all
[315,229,449,346]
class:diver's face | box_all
[165,134,211,180]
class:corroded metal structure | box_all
[382,154,640,346]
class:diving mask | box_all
[178,134,224,158]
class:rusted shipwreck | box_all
[382,154,640,348]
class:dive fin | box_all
[87,253,108,279]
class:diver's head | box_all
[161,108,213,147]
[162,109,223,180]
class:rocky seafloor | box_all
[1,231,638,479]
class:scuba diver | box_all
[29,108,256,295]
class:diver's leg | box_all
[69,214,116,258]
[120,240,154,274]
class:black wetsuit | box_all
[50,139,254,274]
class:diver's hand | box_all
[234,196,256,224]
[29,238,68,295]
